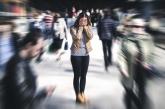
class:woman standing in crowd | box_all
[70,12,93,104]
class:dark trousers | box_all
[124,87,141,109]
[134,63,147,109]
[101,39,112,70]
[71,55,89,95]
[124,62,147,109]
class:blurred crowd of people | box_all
[0,5,158,109]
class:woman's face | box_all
[79,17,88,26]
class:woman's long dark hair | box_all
[73,12,91,28]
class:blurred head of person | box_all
[103,8,111,18]
[122,14,136,34]
[53,13,61,22]
[74,12,91,28]
[130,17,146,34]
[20,28,44,59]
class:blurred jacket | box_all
[0,33,20,78]
[2,54,47,109]
[97,16,118,40]
[118,33,154,89]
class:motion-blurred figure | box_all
[49,13,68,61]
[35,10,54,62]
[91,9,102,27]
[97,8,118,71]
[2,29,55,109]
[0,19,20,78]
[118,16,154,109]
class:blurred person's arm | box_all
[117,42,129,77]
[63,19,68,40]
[112,21,120,40]
[14,65,37,102]
[15,65,55,102]
[142,35,155,70]
[97,21,102,39]
[34,86,55,101]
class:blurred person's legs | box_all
[107,40,112,65]
[124,88,132,109]
[135,63,147,109]
[102,40,109,71]
[124,87,141,109]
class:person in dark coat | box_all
[97,8,118,71]
[2,29,55,109]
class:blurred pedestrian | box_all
[0,19,20,79]
[118,16,154,109]
[43,10,54,39]
[48,13,68,61]
[91,9,101,27]
[2,28,55,109]
[70,12,93,104]
[35,10,54,62]
[97,8,118,71]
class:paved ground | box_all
[32,27,165,109]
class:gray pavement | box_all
[32,27,165,109]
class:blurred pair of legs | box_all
[124,63,147,109]
[102,39,112,71]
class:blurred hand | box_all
[45,85,56,96]
[143,63,151,70]
[121,70,129,78]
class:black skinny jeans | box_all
[71,55,89,95]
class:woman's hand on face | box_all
[78,26,84,31]
[83,26,88,30]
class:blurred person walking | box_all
[48,13,68,61]
[97,8,118,71]
[70,12,93,104]
[91,9,102,27]
[0,18,20,109]
[2,29,55,109]
[118,16,154,109]
[0,19,20,79]
[35,11,54,62]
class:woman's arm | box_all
[83,26,93,40]
[70,27,83,40]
